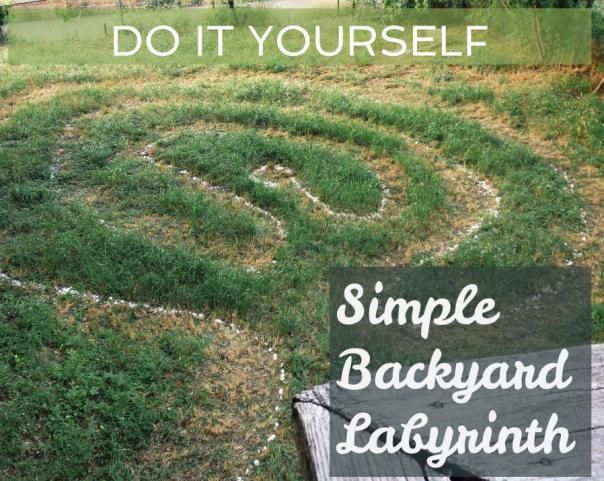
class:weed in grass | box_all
[495,91,529,129]
[235,79,307,106]
[428,84,495,106]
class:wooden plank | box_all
[293,344,603,480]
[490,345,604,481]
[488,427,604,481]
[293,384,448,481]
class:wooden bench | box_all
[293,344,604,481]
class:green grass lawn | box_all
[0,62,602,480]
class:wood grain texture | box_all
[293,384,447,481]
[293,344,603,481]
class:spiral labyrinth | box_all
[0,70,589,479]
[0,76,585,322]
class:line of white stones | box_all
[141,145,287,239]
[250,163,390,221]
[420,166,501,263]
[146,144,500,268]
[0,271,210,319]
[240,341,288,481]
[0,271,287,478]
[401,123,593,267]
[180,167,287,239]
[360,109,589,267]
[397,128,502,263]
[45,130,291,480]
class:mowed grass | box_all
[316,91,585,265]
[426,72,603,172]
[0,64,601,480]
[0,285,210,481]
[159,130,382,215]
